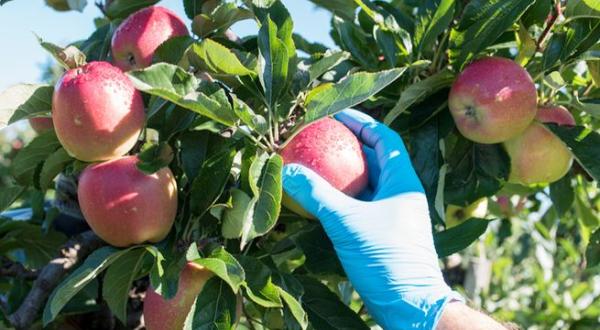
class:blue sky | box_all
[0,0,334,90]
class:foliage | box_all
[0,0,599,329]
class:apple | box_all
[280,117,368,218]
[52,61,145,162]
[504,105,575,185]
[111,6,189,71]
[144,262,214,330]
[28,117,54,134]
[445,198,488,228]
[77,155,177,247]
[448,57,538,144]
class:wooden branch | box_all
[6,230,105,330]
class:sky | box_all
[0,0,334,90]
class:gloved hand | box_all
[282,109,463,330]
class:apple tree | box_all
[0,0,599,329]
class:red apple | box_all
[448,57,538,144]
[504,105,575,185]
[29,117,54,134]
[52,61,145,162]
[280,117,368,217]
[144,262,213,330]
[78,155,177,247]
[111,6,188,71]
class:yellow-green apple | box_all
[448,57,538,144]
[77,155,177,247]
[52,61,145,162]
[111,6,188,71]
[144,262,213,330]
[28,117,54,134]
[504,105,575,185]
[280,117,368,218]
[445,198,488,228]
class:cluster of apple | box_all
[36,6,214,329]
[448,57,575,185]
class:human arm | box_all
[282,109,507,330]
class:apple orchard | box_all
[0,0,600,329]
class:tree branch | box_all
[6,230,105,330]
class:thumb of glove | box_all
[282,164,353,220]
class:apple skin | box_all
[504,105,575,185]
[144,262,213,330]
[28,117,54,134]
[111,6,189,71]
[445,198,488,228]
[52,61,145,162]
[78,155,177,247]
[280,117,368,218]
[448,57,538,144]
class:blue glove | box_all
[282,109,463,330]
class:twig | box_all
[535,1,562,53]
[6,231,105,330]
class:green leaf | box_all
[237,255,283,308]
[105,0,160,19]
[278,288,308,330]
[192,3,253,38]
[190,148,236,215]
[296,275,369,330]
[291,224,344,276]
[304,68,406,124]
[80,22,115,62]
[240,154,283,247]
[333,17,378,70]
[586,228,600,268]
[0,220,67,268]
[414,0,456,56]
[189,39,256,76]
[189,277,239,330]
[127,63,237,126]
[0,84,53,128]
[565,0,600,18]
[547,125,600,182]
[541,18,600,71]
[308,51,350,84]
[0,186,25,212]
[549,173,574,216]
[154,36,195,65]
[308,0,357,21]
[233,97,268,134]
[191,247,245,292]
[137,142,174,174]
[258,16,290,109]
[515,22,536,66]
[39,148,73,190]
[183,0,208,19]
[221,189,253,239]
[37,37,86,70]
[448,0,534,70]
[43,246,132,325]
[179,131,209,181]
[445,141,510,205]
[434,219,491,257]
[384,69,455,124]
[11,130,62,187]
[103,248,148,324]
